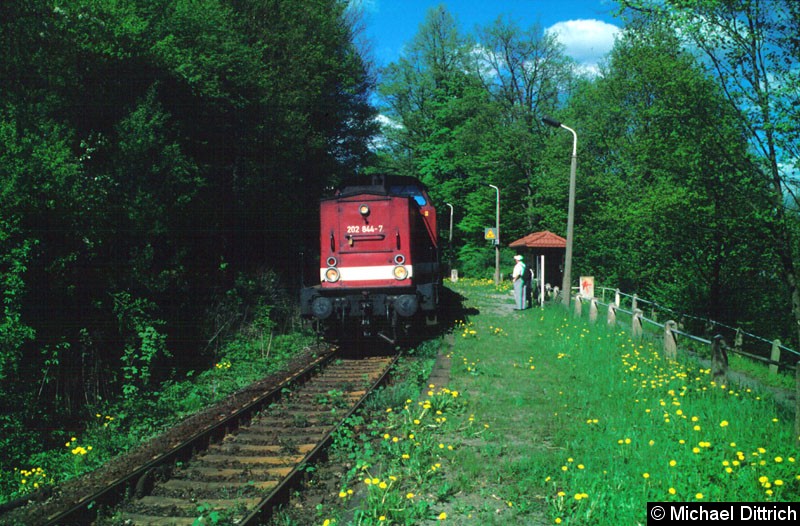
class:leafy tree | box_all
[565,20,778,334]
[618,0,800,344]
[0,0,376,464]
[377,7,576,274]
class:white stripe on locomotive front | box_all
[320,265,414,282]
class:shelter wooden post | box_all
[711,335,728,381]
[607,303,617,327]
[664,320,677,361]
[770,339,781,375]
[573,294,582,317]
[632,309,643,340]
[589,298,598,323]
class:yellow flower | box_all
[669,460,677,467]
[669,488,676,495]
[338,491,347,498]
[696,493,704,500]
[438,512,447,520]
[642,473,650,479]
[720,420,729,427]
[407,492,415,499]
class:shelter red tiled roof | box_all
[509,230,566,248]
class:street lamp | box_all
[542,116,577,307]
[488,184,500,286]
[446,203,454,242]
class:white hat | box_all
[514,255,523,260]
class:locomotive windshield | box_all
[388,184,427,206]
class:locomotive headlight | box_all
[359,204,370,216]
[393,265,408,280]
[324,267,341,282]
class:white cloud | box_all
[546,19,620,73]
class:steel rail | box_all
[43,350,336,526]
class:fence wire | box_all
[585,286,798,372]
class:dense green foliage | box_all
[3,0,800,507]
[0,0,374,470]
[375,4,797,343]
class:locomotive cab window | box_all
[389,185,427,206]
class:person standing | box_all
[512,255,526,310]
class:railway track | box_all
[42,352,398,526]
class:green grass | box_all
[0,330,316,507]
[313,278,799,525]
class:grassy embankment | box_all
[1,330,316,508]
[312,278,799,525]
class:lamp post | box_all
[446,203,454,242]
[542,116,577,307]
[446,202,455,279]
[488,184,500,285]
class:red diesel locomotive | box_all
[300,175,440,342]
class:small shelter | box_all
[509,231,566,305]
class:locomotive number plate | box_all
[346,225,384,234]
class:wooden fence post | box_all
[632,309,643,340]
[712,335,729,381]
[574,294,582,317]
[664,320,677,361]
[632,294,638,313]
[607,303,617,327]
[734,328,743,355]
[589,298,598,323]
[615,289,620,308]
[770,339,781,375]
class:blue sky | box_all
[352,0,624,72]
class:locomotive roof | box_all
[331,174,429,199]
